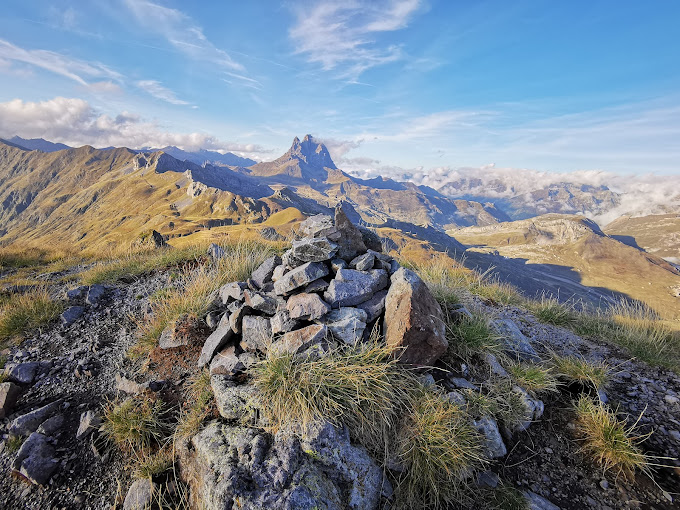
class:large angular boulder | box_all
[299,214,341,241]
[9,401,61,437]
[334,204,367,261]
[274,262,329,296]
[270,309,300,335]
[383,267,447,366]
[219,282,247,303]
[177,420,382,510]
[323,269,388,308]
[5,362,40,384]
[357,290,388,323]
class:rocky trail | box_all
[0,207,679,510]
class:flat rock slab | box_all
[290,237,338,263]
[115,374,149,395]
[241,316,272,353]
[350,252,375,271]
[251,255,282,289]
[287,293,331,320]
[76,410,101,440]
[0,382,21,419]
[383,267,447,366]
[86,284,107,306]
[61,305,85,326]
[10,401,61,436]
[272,324,328,355]
[198,325,235,368]
[492,319,540,362]
[274,262,329,296]
[124,479,157,510]
[300,213,340,240]
[6,362,40,384]
[324,269,388,308]
[304,278,329,293]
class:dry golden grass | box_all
[462,382,530,430]
[175,369,214,439]
[252,339,414,452]
[130,240,274,359]
[395,386,486,509]
[574,395,651,479]
[443,312,502,361]
[551,354,610,390]
[0,287,64,346]
[529,294,577,327]
[101,396,170,454]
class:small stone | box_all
[304,278,330,293]
[484,353,509,377]
[123,479,157,510]
[0,382,21,419]
[198,324,235,368]
[446,391,466,406]
[271,265,286,282]
[115,374,149,395]
[492,319,540,362]
[350,252,375,271]
[449,377,477,390]
[36,414,64,435]
[243,290,278,315]
[321,308,368,345]
[668,430,680,443]
[250,255,283,289]
[76,410,101,440]
[272,324,328,355]
[665,394,679,405]
[210,345,245,378]
[219,282,247,303]
[241,316,272,353]
[330,258,348,273]
[65,286,87,301]
[287,293,331,320]
[599,480,609,490]
[207,243,225,260]
[477,470,500,488]
[61,305,85,326]
[86,284,107,306]
[228,304,250,334]
[523,491,560,510]
[13,432,58,485]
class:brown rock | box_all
[334,204,367,261]
[383,267,447,366]
[209,346,245,378]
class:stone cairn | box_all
[196,204,449,391]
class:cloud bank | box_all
[0,97,268,156]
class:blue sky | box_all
[0,0,679,177]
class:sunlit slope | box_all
[453,214,680,319]
[605,213,680,263]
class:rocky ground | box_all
[1,210,679,509]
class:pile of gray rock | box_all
[196,204,449,382]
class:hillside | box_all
[0,137,504,252]
[605,213,680,264]
[452,214,680,319]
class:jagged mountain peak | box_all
[286,134,336,170]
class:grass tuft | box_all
[132,444,175,479]
[552,355,610,389]
[444,312,502,361]
[0,287,64,346]
[486,485,529,510]
[175,369,214,439]
[101,396,170,453]
[508,362,559,396]
[574,395,651,479]
[252,339,414,452]
[395,386,486,509]
[463,382,529,430]
[529,294,576,327]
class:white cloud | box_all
[123,0,244,72]
[136,80,190,105]
[289,0,422,79]
[0,97,269,156]
[0,38,122,85]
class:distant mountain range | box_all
[1,134,677,317]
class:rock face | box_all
[0,382,21,419]
[383,267,447,366]
[178,420,382,510]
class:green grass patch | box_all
[551,354,610,389]
[101,396,170,454]
[508,362,559,396]
[444,312,502,361]
[0,288,64,346]
[529,294,576,327]
[463,382,530,430]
